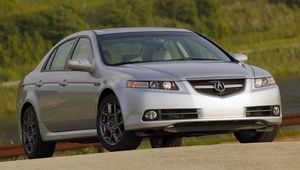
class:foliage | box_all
[0,85,18,117]
[269,0,300,8]
[0,0,300,81]
[154,0,197,24]
[16,5,88,43]
[89,0,153,28]
[0,32,52,80]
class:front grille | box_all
[246,106,280,117]
[160,109,198,120]
[143,109,198,121]
[164,120,269,133]
[189,79,245,96]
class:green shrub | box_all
[269,0,300,8]
[0,0,300,81]
[17,5,88,43]
[154,0,198,24]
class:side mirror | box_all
[232,53,248,62]
[68,59,93,72]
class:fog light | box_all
[273,106,280,116]
[145,111,158,120]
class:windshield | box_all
[98,32,232,65]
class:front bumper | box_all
[116,79,281,132]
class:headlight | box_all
[127,81,179,90]
[254,77,276,88]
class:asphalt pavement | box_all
[0,142,299,170]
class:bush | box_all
[90,0,153,28]
[0,0,300,81]
[17,5,88,43]
[154,0,197,24]
[269,0,300,8]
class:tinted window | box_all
[98,32,232,65]
[71,38,94,65]
[101,41,143,64]
[43,48,57,71]
[50,39,76,70]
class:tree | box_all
[17,5,88,43]
[154,0,198,24]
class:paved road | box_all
[0,142,300,170]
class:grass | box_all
[248,45,300,77]
[215,28,300,78]
[0,85,18,118]
[0,133,16,145]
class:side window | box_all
[50,39,76,71]
[71,38,95,65]
[43,48,57,71]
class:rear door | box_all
[37,38,77,132]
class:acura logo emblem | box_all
[213,81,225,92]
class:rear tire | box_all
[22,106,56,159]
[150,135,182,148]
[96,94,142,151]
[234,125,279,143]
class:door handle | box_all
[59,79,68,87]
[36,80,43,87]
[94,82,101,86]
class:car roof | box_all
[94,27,192,35]
[59,27,193,46]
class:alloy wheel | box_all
[22,110,38,154]
[99,101,124,145]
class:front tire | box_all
[96,94,142,151]
[22,106,56,159]
[150,135,182,148]
[234,125,279,143]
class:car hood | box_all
[110,61,258,81]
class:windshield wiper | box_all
[111,58,188,66]
[190,58,222,61]
[111,58,224,66]
[191,58,233,63]
[111,61,146,66]
[171,58,190,61]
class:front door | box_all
[57,37,100,131]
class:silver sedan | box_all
[16,28,281,158]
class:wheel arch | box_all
[18,101,37,142]
[97,88,117,107]
[19,99,42,128]
[97,88,127,120]
[21,102,34,124]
